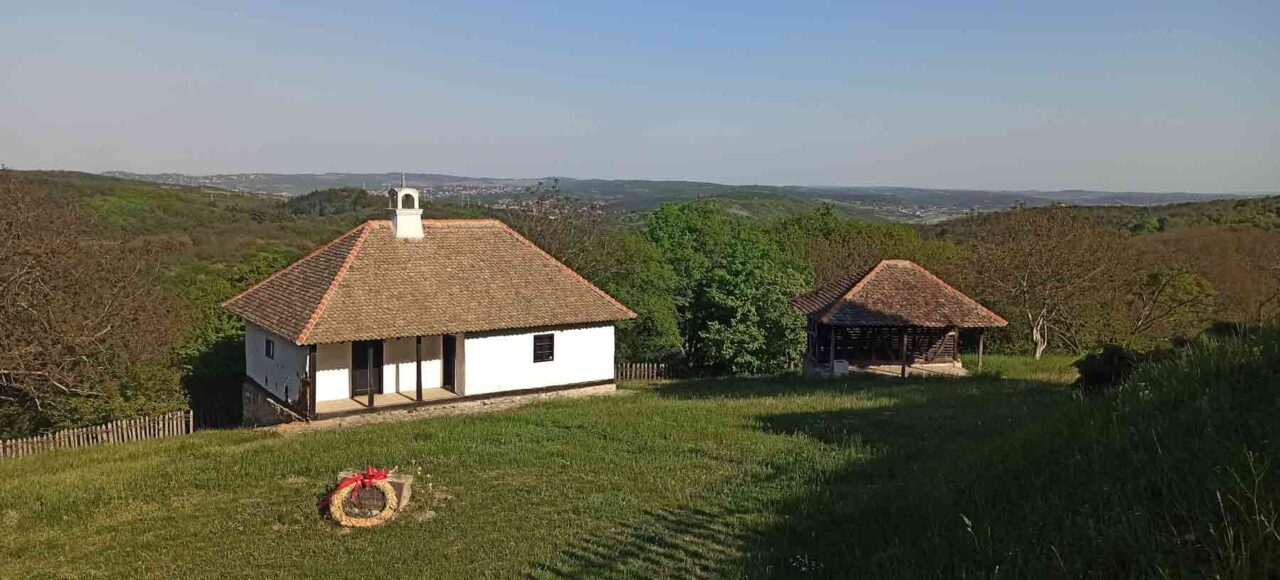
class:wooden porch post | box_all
[899,326,909,378]
[306,344,317,419]
[415,336,423,402]
[366,343,375,409]
[828,324,836,374]
[977,330,986,372]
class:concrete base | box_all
[803,360,967,378]
[276,383,617,434]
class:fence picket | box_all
[1,410,204,460]
[616,362,674,382]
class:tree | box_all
[772,205,957,284]
[1142,228,1280,324]
[502,195,681,362]
[648,201,808,374]
[0,173,183,436]
[962,209,1123,359]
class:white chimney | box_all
[388,187,423,239]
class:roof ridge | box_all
[492,221,637,319]
[295,221,374,344]
[818,259,889,324]
[221,221,369,311]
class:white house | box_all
[223,187,635,422]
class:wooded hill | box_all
[2,169,1277,437]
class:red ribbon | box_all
[324,465,388,506]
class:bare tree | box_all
[964,209,1123,359]
[0,174,178,433]
[498,191,622,280]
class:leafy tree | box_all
[285,187,377,217]
[595,235,682,363]
[772,205,957,284]
[171,251,296,423]
[648,201,808,374]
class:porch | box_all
[314,388,459,416]
[802,320,984,378]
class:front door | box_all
[442,335,457,392]
[351,340,383,398]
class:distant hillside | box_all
[928,194,1280,240]
[104,171,1267,224]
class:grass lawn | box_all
[0,373,1068,578]
[5,336,1277,578]
[962,352,1079,383]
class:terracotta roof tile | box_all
[791,260,1007,328]
[223,219,636,344]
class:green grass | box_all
[3,340,1278,577]
[963,353,1079,383]
[0,375,1063,578]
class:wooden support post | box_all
[977,330,985,372]
[415,336,423,402]
[828,324,836,374]
[367,343,375,409]
[307,344,317,419]
[899,326,909,378]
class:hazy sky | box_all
[2,1,1278,191]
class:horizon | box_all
[3,2,1278,192]
[97,169,1278,196]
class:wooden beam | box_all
[978,331,985,372]
[307,344,317,419]
[828,324,836,375]
[367,343,375,409]
[899,326,909,378]
[415,336,423,402]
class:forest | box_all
[2,169,1278,437]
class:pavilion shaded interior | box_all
[806,321,958,367]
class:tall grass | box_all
[1110,328,1280,576]
[918,328,1280,576]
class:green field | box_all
[0,374,1058,578]
[3,341,1278,577]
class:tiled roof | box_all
[791,260,1007,328]
[223,219,636,344]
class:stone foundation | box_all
[241,380,302,428]
[275,383,617,434]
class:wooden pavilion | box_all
[791,259,1007,377]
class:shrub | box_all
[1073,344,1141,390]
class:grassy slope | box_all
[1,375,1063,578]
[3,330,1279,577]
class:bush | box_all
[1073,344,1141,390]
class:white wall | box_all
[244,322,308,401]
[315,342,351,402]
[313,336,445,402]
[383,336,443,394]
[460,324,615,396]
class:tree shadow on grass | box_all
[530,378,1069,578]
[650,372,961,401]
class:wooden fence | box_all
[1,410,193,460]
[616,362,676,381]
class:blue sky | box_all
[2,1,1277,191]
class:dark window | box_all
[265,338,275,360]
[401,193,415,209]
[533,333,554,363]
